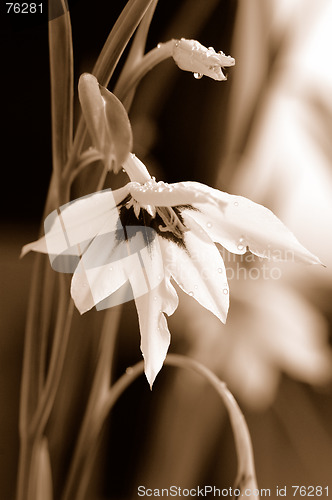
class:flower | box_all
[22,153,321,387]
[172,38,235,81]
[21,74,321,387]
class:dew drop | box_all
[157,43,162,49]
[194,284,198,289]
[189,291,194,297]
[234,201,239,206]
[153,296,158,301]
[218,268,223,273]
[207,222,212,228]
[193,72,203,79]
[237,237,245,252]
[122,168,126,173]
[223,288,229,295]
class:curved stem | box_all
[115,40,174,109]
[75,354,259,500]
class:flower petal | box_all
[21,187,130,271]
[78,73,133,172]
[135,271,178,388]
[129,179,227,209]
[162,213,229,323]
[71,220,166,315]
[187,190,322,264]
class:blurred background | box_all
[2,0,332,498]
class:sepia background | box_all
[2,1,332,499]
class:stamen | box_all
[156,207,188,238]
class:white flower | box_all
[22,153,321,387]
[172,38,235,81]
[21,75,321,387]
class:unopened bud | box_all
[172,38,235,81]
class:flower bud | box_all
[172,38,235,81]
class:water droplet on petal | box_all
[207,222,212,228]
[194,284,198,289]
[193,72,203,79]
[153,296,158,301]
[237,237,245,252]
[223,288,229,295]
[189,291,194,297]
[234,201,239,206]
[218,268,223,273]
[157,43,162,49]
[122,168,126,173]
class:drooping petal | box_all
[162,214,229,323]
[135,271,178,388]
[21,187,130,271]
[129,179,227,209]
[186,190,322,265]
[78,73,133,172]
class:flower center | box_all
[118,196,189,250]
[155,206,188,238]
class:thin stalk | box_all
[17,276,73,500]
[92,0,154,87]
[31,279,74,436]
[66,149,104,199]
[115,40,174,109]
[74,354,259,500]
[48,0,74,194]
[114,0,159,92]
[62,0,153,183]
[61,305,122,500]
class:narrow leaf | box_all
[48,0,74,179]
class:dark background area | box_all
[1,0,236,223]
